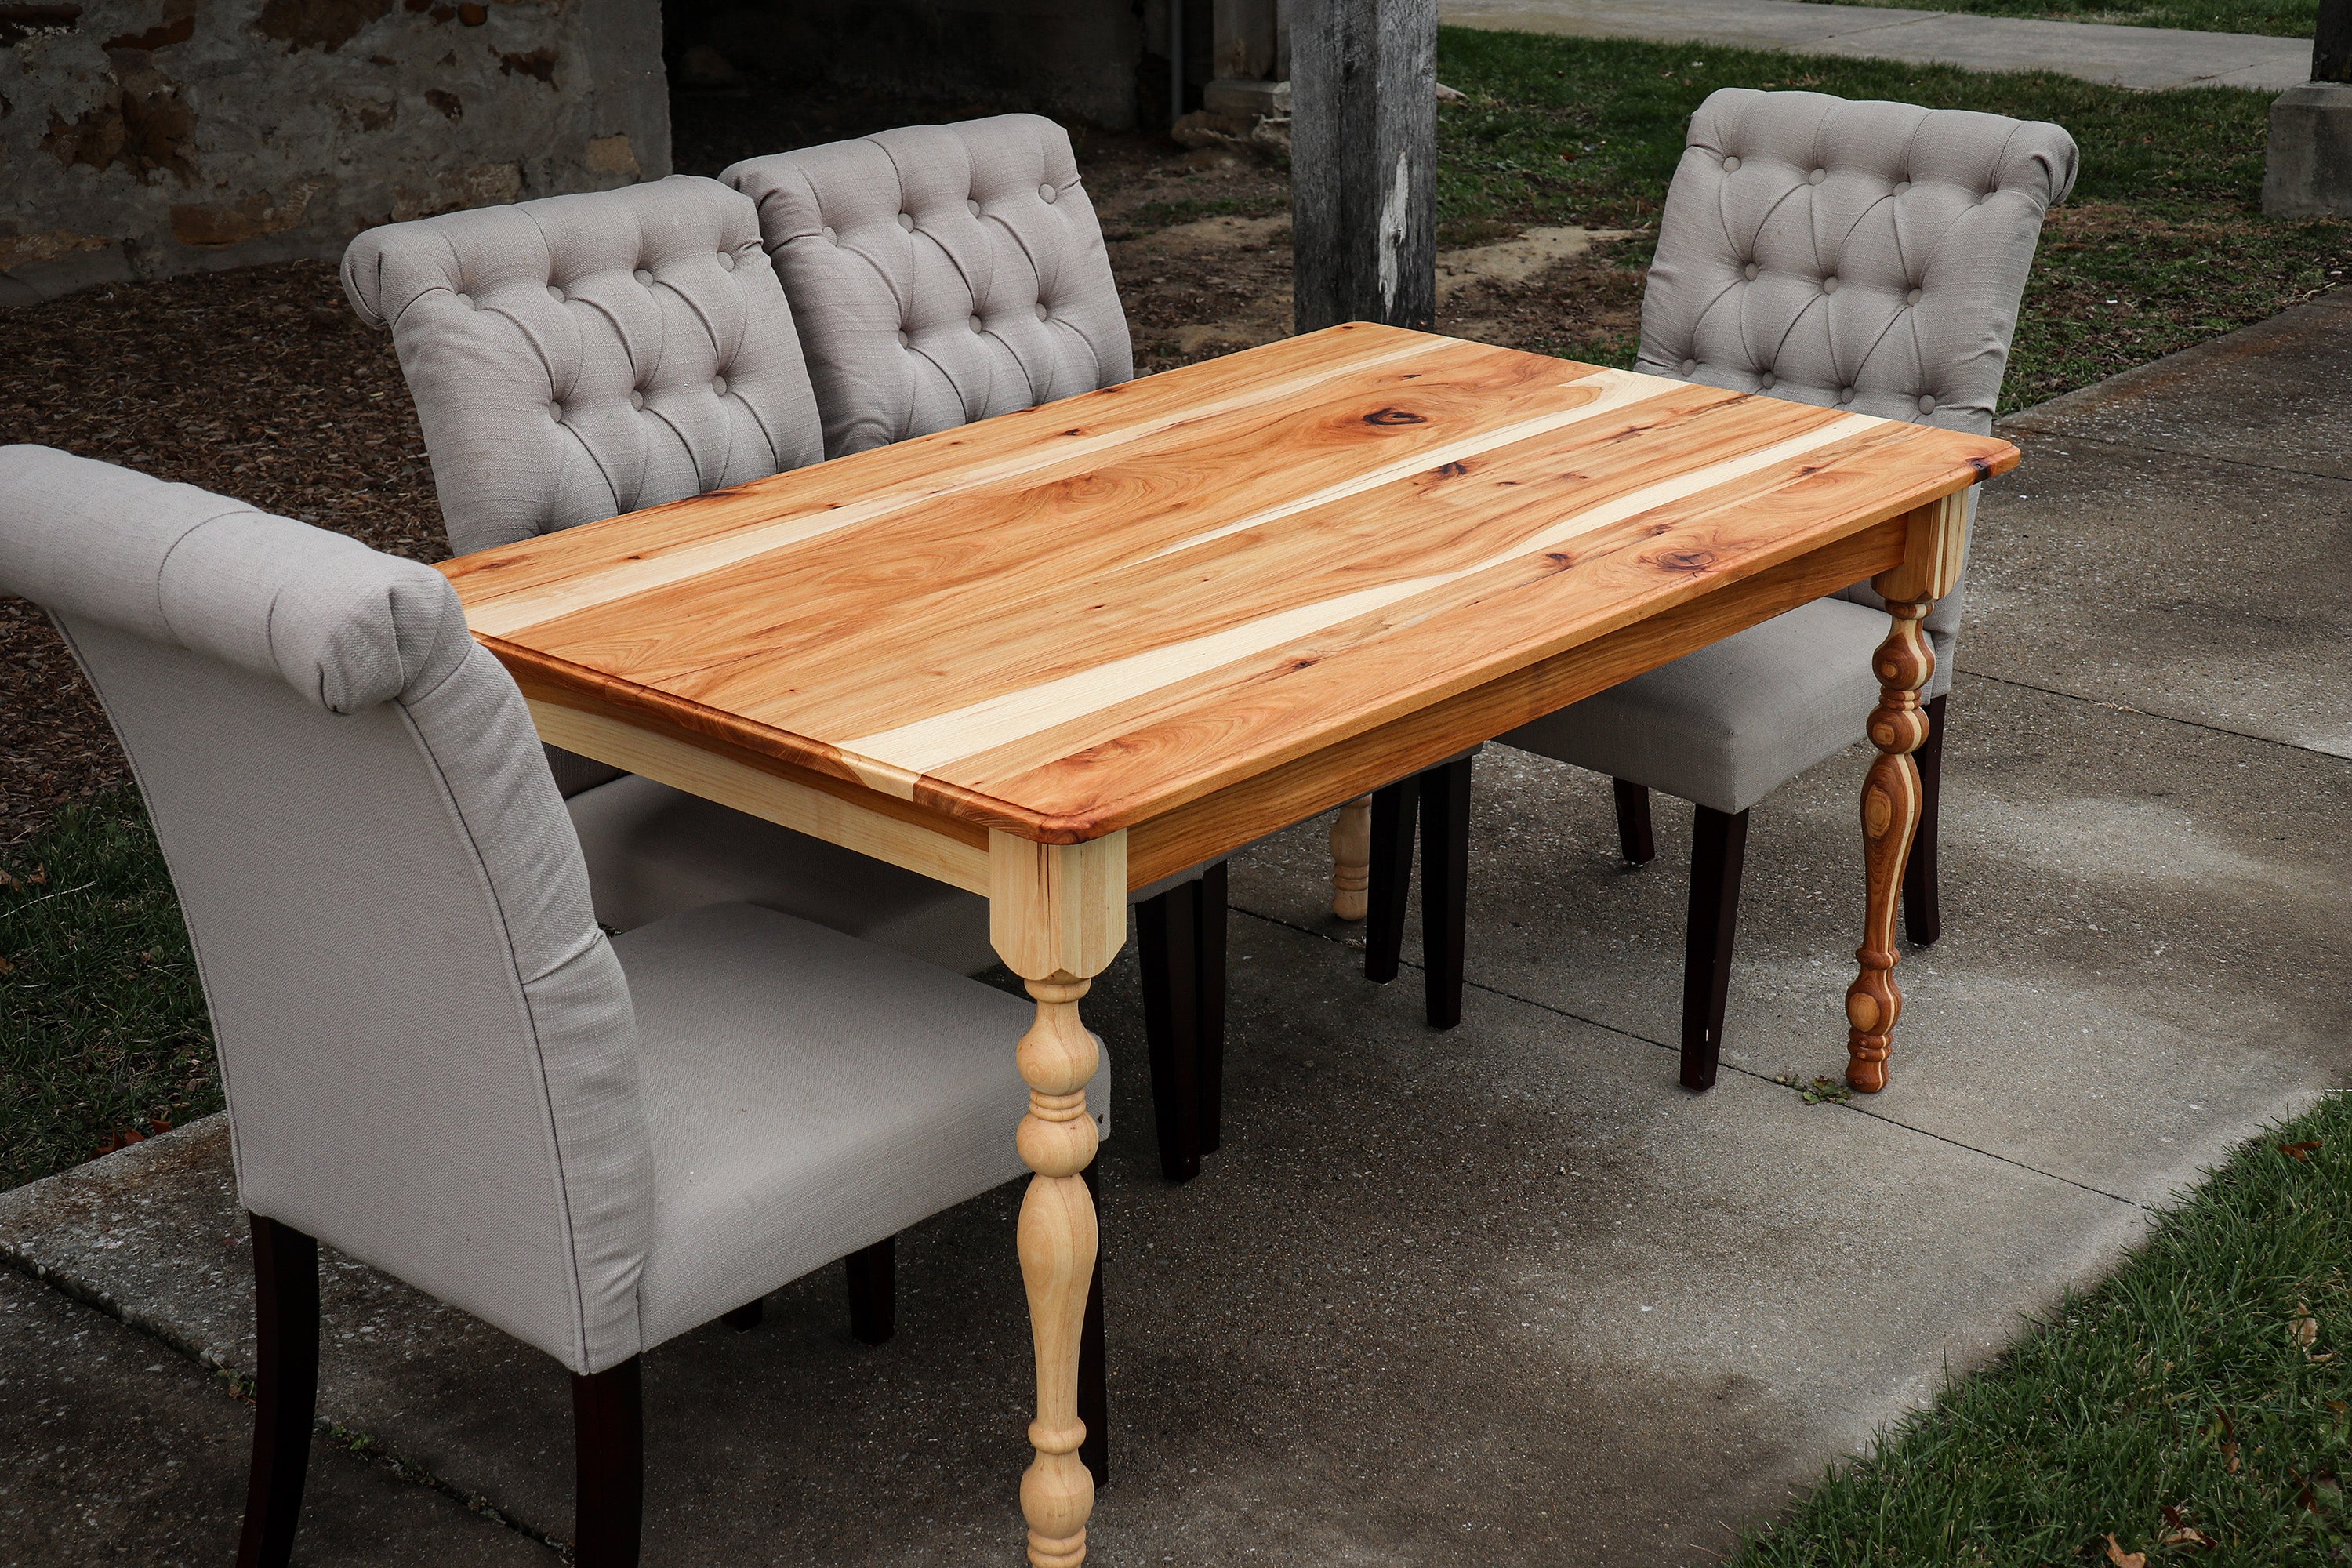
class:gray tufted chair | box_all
[720,114,1134,457]
[342,175,998,978]
[1372,89,2077,1089]
[725,119,1243,1197]
[0,445,1109,1568]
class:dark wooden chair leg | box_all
[844,1236,895,1346]
[1613,778,1657,866]
[720,1300,763,1331]
[1420,754,1473,1031]
[1079,1157,1108,1487]
[1904,692,1946,948]
[571,1357,643,1568]
[1194,860,1228,1158]
[1138,880,1204,1183]
[237,1214,318,1568]
[1681,805,1751,1092]
[1363,776,1418,983]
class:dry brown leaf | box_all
[2106,1534,2146,1568]
[0,867,16,889]
[2224,1443,2241,1474]
[26,864,45,887]
[0,952,12,975]
[2295,1304,2320,1348]
[2281,1140,2321,1161]
[2162,1527,2213,1548]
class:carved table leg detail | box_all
[1330,794,1373,921]
[1845,599,1934,1094]
[1017,976,1101,1568]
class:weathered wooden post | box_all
[1290,0,1439,333]
[1293,0,1439,917]
[2264,0,2352,214]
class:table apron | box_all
[1124,512,1911,885]
[521,691,994,895]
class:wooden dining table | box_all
[437,321,2016,1566]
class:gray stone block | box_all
[2264,81,2352,218]
[1203,76,1292,118]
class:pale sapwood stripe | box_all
[840,412,1885,776]
[462,334,1446,639]
[1133,366,1668,564]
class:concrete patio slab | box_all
[0,1267,552,1567]
[0,923,2141,1566]
[1437,0,2316,92]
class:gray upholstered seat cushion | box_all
[722,114,1133,456]
[1503,601,1954,817]
[1508,89,2074,811]
[619,901,1107,1347]
[567,772,997,974]
[342,174,825,558]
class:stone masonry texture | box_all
[0,0,670,305]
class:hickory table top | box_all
[441,323,2017,845]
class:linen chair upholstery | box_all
[343,178,996,975]
[721,114,1133,456]
[0,445,1087,1377]
[1504,89,2076,812]
[340,173,824,558]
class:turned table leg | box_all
[1845,492,1969,1094]
[1844,601,1933,1093]
[1330,794,1373,920]
[991,831,1127,1568]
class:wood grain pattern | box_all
[1843,564,1939,1093]
[990,833,1123,1568]
[444,325,2015,848]
[1329,795,1373,920]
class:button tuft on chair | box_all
[1822,275,1838,294]
[454,292,473,309]
[1759,372,1776,390]
[1741,262,1759,281]
[821,225,838,244]
[1680,358,1697,375]
[1894,180,1912,194]
[1918,395,1936,413]
[896,328,911,348]
[1722,155,1740,171]
[1839,387,1856,403]
[548,401,563,419]
[1034,302,1050,321]
[719,252,737,270]
[1809,167,1825,184]
[968,315,984,334]
[897,212,915,230]
[546,285,565,302]
[712,375,730,396]
[967,198,981,216]
[1040,183,1058,202]
[1907,287,1923,306]
[628,390,644,410]
[633,269,653,286]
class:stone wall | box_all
[0,0,670,305]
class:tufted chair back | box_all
[722,114,1133,457]
[0,445,655,1375]
[1637,88,2076,634]
[343,175,826,559]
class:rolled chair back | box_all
[0,446,654,1376]
[723,114,1132,456]
[342,175,824,558]
[1637,88,2078,631]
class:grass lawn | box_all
[0,790,216,1192]
[1433,28,2352,408]
[1810,0,2317,39]
[1736,1094,2352,1563]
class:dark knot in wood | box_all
[1361,407,1428,426]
